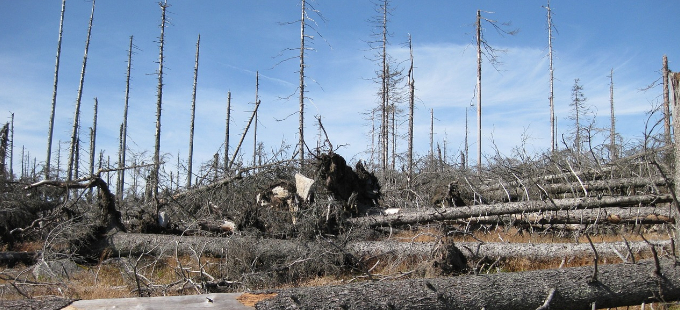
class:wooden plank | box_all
[62,292,270,310]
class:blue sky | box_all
[1,0,679,179]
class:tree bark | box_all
[256,258,680,310]
[45,0,66,179]
[349,194,673,227]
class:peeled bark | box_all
[256,258,680,310]
[349,194,672,228]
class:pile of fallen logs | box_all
[3,150,680,309]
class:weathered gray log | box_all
[65,293,255,310]
[349,194,673,228]
[100,232,669,264]
[350,240,670,262]
[455,206,674,225]
[256,258,680,310]
[484,176,667,201]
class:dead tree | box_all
[118,35,133,204]
[187,34,200,188]
[544,0,556,152]
[609,68,617,159]
[407,34,415,187]
[474,9,517,173]
[663,55,671,145]
[45,0,66,179]
[224,91,231,172]
[253,71,259,167]
[0,123,8,181]
[671,72,680,254]
[67,0,95,182]
[153,0,169,213]
[570,78,587,154]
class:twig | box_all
[585,234,598,283]
[535,288,556,310]
[639,234,662,276]
[622,236,636,264]
[566,160,588,197]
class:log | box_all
[349,194,673,228]
[256,258,680,310]
[100,232,669,264]
[454,206,674,225]
[483,176,668,201]
[64,293,256,310]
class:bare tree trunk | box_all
[89,98,98,178]
[253,71,259,167]
[664,55,671,145]
[88,98,98,200]
[407,34,414,188]
[224,91,231,172]
[671,72,680,255]
[67,0,95,182]
[0,123,8,181]
[118,35,133,203]
[609,68,617,160]
[228,99,261,171]
[45,0,66,180]
[153,0,169,213]
[429,108,434,167]
[348,194,672,227]
[476,9,482,174]
[258,259,680,310]
[187,34,200,188]
[546,0,555,152]
[464,107,468,170]
[9,113,13,179]
[298,0,306,169]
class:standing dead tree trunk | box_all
[348,194,672,227]
[544,0,556,152]
[253,71,259,167]
[67,0,95,182]
[609,68,617,160]
[187,34,200,188]
[228,98,261,171]
[153,0,169,213]
[664,55,671,145]
[45,0,66,179]
[118,35,133,204]
[407,34,415,188]
[257,259,680,310]
[671,72,680,255]
[224,91,231,172]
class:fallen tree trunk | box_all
[483,176,667,201]
[100,232,669,264]
[350,194,673,228]
[256,258,680,310]
[350,240,671,262]
[454,206,674,225]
